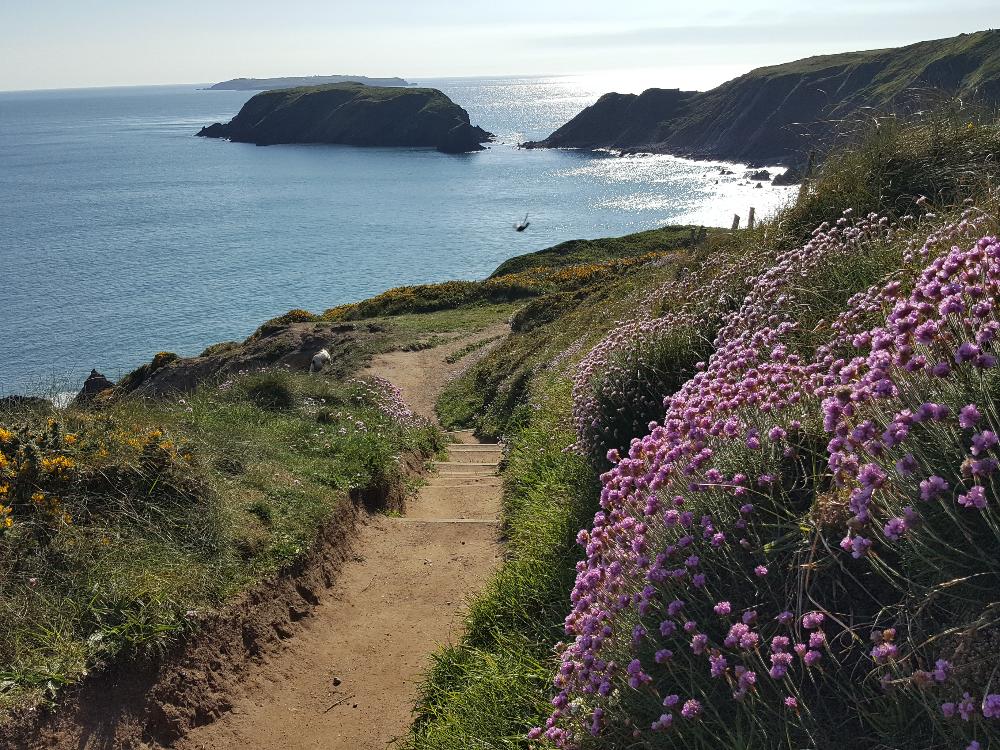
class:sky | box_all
[0,1,996,92]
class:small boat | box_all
[515,213,530,232]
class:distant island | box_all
[197,82,493,153]
[207,75,411,90]
[525,29,1000,165]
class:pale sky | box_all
[0,1,996,92]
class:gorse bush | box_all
[535,204,1000,749]
[324,252,679,321]
[238,371,297,410]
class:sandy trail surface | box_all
[176,326,507,750]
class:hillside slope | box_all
[197,83,493,153]
[526,29,1000,164]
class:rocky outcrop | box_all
[197,83,493,153]
[524,29,1000,165]
[207,75,410,91]
[75,370,114,403]
[117,321,388,398]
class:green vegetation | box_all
[489,225,715,277]
[445,336,502,364]
[324,252,679,321]
[0,370,437,717]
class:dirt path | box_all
[175,328,506,750]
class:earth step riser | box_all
[445,451,503,464]
[433,463,498,475]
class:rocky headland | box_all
[524,29,1000,165]
[197,83,493,153]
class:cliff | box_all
[525,29,1000,165]
[207,75,410,90]
[197,83,493,153]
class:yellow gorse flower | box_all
[40,455,75,474]
[0,427,13,443]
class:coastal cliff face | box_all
[526,29,1000,165]
[198,83,493,153]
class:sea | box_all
[0,75,795,395]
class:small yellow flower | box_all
[64,434,78,445]
[3,516,12,528]
[62,513,73,525]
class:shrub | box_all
[781,106,1000,242]
[237,372,297,411]
[250,308,320,339]
[572,319,709,465]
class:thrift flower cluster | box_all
[536,206,1000,748]
[351,376,425,429]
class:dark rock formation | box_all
[772,169,803,186]
[76,369,115,402]
[118,322,387,398]
[524,30,1000,165]
[207,75,410,91]
[438,122,494,154]
[197,83,493,153]
[745,169,771,181]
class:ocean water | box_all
[0,76,795,394]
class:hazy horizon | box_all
[1,1,996,93]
